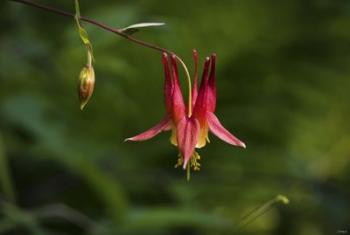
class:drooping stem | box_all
[10,0,194,117]
[86,49,92,67]
[10,0,168,53]
[9,0,192,93]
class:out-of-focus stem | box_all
[0,135,16,203]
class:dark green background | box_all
[1,0,350,234]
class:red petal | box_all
[207,112,246,148]
[125,116,171,142]
[193,57,211,122]
[170,54,186,123]
[207,54,217,112]
[176,117,200,169]
[162,53,173,113]
[192,49,199,106]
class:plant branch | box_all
[9,0,175,56]
[10,0,194,106]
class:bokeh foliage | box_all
[1,0,350,234]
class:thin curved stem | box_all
[176,56,192,117]
[9,0,193,110]
[10,0,169,53]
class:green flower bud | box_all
[78,64,95,110]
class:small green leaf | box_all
[121,22,165,35]
[74,0,94,58]
[78,27,90,45]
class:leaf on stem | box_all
[122,22,165,35]
[74,0,94,61]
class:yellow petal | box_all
[170,125,177,146]
[196,123,209,148]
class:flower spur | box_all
[126,51,246,178]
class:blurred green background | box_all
[1,0,350,234]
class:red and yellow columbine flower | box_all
[126,51,245,177]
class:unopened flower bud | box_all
[78,65,95,110]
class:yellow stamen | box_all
[175,151,201,180]
[174,153,183,168]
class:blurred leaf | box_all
[121,22,165,35]
[1,202,49,235]
[73,160,128,223]
[123,207,231,231]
